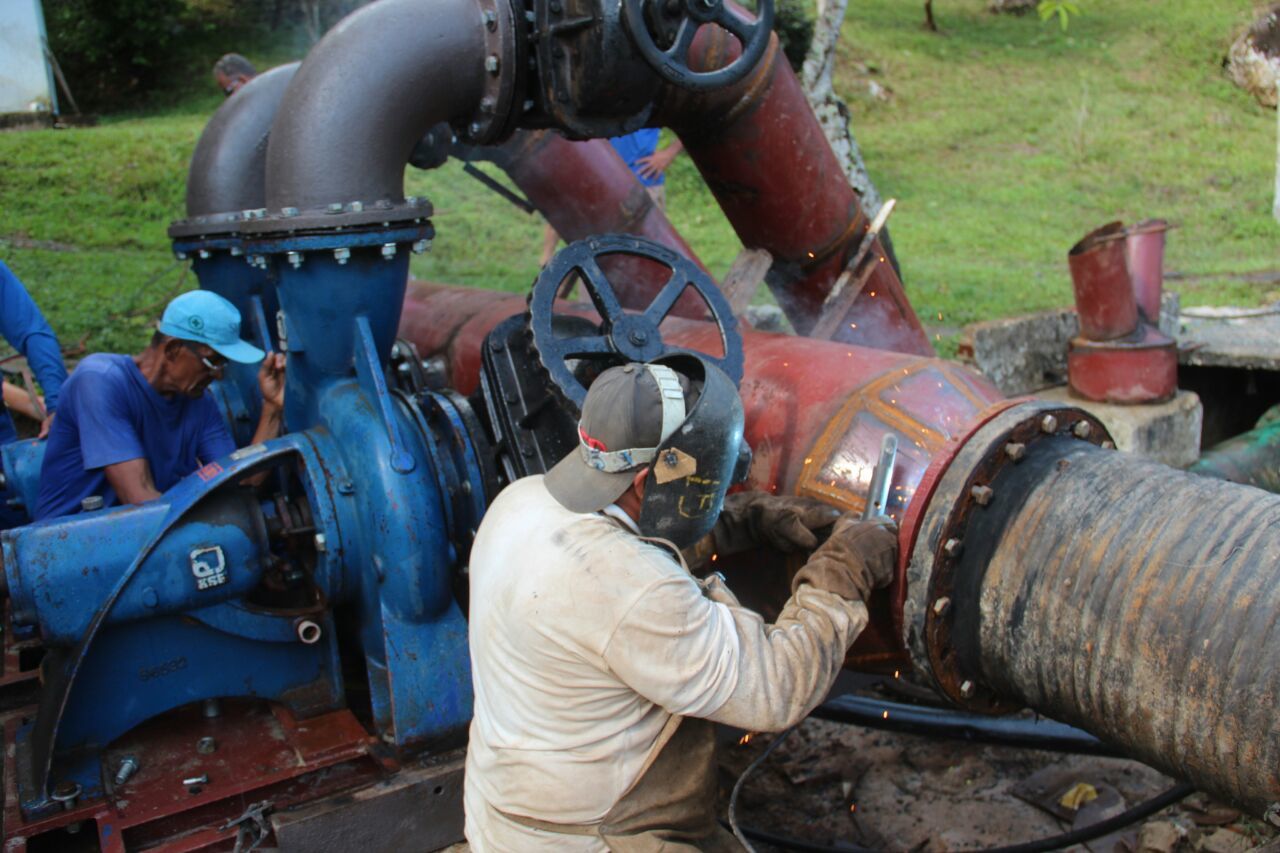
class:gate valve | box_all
[622,0,774,91]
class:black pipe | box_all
[263,0,492,214]
[812,695,1117,757]
[183,63,298,222]
[954,436,1280,815]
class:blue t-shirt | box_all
[34,353,235,520]
[0,262,67,446]
[609,128,664,188]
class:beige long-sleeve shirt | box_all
[463,475,869,852]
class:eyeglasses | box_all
[182,341,227,375]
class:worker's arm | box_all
[604,516,896,733]
[683,491,840,572]
[0,262,68,438]
[634,139,683,181]
[249,353,285,447]
[1,380,43,422]
[103,458,162,505]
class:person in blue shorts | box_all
[0,261,69,528]
[540,129,684,265]
[34,291,285,520]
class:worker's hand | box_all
[635,144,680,181]
[38,412,54,439]
[790,514,897,603]
[258,352,286,411]
[713,491,842,555]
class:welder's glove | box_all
[682,492,841,571]
[790,513,897,603]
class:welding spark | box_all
[739,733,754,746]
[882,710,889,720]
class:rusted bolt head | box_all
[1040,414,1058,434]
[1004,442,1026,462]
[970,485,993,506]
[1072,421,1092,439]
[197,737,217,755]
[943,538,962,558]
[959,680,976,699]
[932,597,951,617]
[485,55,500,74]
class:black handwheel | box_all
[622,0,774,92]
[528,234,744,409]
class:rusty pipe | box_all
[907,402,1280,816]
[654,29,932,355]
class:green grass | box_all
[0,0,1276,362]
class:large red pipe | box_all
[655,32,932,355]
[400,281,1001,668]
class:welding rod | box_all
[862,433,898,521]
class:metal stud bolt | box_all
[381,243,397,260]
[1004,442,1026,461]
[959,680,976,699]
[1040,414,1058,434]
[349,201,364,213]
[485,55,500,74]
[281,206,299,217]
[943,538,962,558]
[286,251,303,269]
[327,202,344,214]
[198,249,211,259]
[932,597,951,617]
[314,533,327,553]
[484,9,497,29]
[970,485,993,506]
[1072,421,1092,439]
[183,774,209,787]
[114,756,139,786]
[333,247,351,265]
[229,246,243,257]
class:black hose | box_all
[728,782,1195,853]
[812,695,1118,757]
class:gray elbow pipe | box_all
[263,0,501,216]
[182,63,299,225]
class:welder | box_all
[465,355,897,850]
[33,290,284,519]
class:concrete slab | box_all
[1178,309,1280,370]
[1036,386,1203,468]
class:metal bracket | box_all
[352,316,416,475]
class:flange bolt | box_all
[970,485,993,506]
[1040,414,1059,434]
[943,538,963,558]
[52,780,81,810]
[333,248,351,265]
[114,756,139,786]
[1004,442,1026,462]
[932,597,951,617]
[959,680,976,699]
[1072,421,1092,439]
[197,737,217,755]
[81,495,104,512]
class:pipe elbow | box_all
[263,0,496,215]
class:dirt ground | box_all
[717,700,1279,853]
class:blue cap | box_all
[158,291,265,364]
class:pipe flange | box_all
[456,0,524,146]
[905,400,1112,713]
[240,196,435,235]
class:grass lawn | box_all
[0,0,1275,361]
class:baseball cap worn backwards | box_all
[158,291,265,364]
[545,362,689,513]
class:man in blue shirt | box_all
[0,262,69,528]
[539,130,685,265]
[35,291,285,520]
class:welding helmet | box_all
[544,352,750,548]
[636,353,750,549]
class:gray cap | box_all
[544,362,691,513]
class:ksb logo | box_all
[190,546,228,591]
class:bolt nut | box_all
[114,756,138,786]
[175,250,189,260]
[203,698,221,719]
[51,780,81,809]
[1072,420,1092,439]
[333,247,351,265]
[484,9,497,29]
[970,485,993,506]
[381,243,397,260]
[1040,414,1059,434]
[197,249,211,260]
[485,55,500,74]
[1004,442,1026,462]
[943,538,962,558]
[286,251,303,269]
[314,532,327,553]
[932,596,951,617]
[327,202,344,214]
[229,246,243,257]
[80,495,105,512]
[197,737,216,755]
[281,206,299,217]
[411,239,431,254]
[959,680,976,699]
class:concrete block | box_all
[1036,386,1203,468]
[962,310,1076,396]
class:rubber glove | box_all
[790,514,897,603]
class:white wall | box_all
[0,0,55,114]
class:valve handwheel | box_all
[622,0,774,92]
[528,234,744,409]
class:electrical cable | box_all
[728,724,799,852]
[811,694,1118,756]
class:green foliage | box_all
[1037,1,1081,32]
[774,0,817,72]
